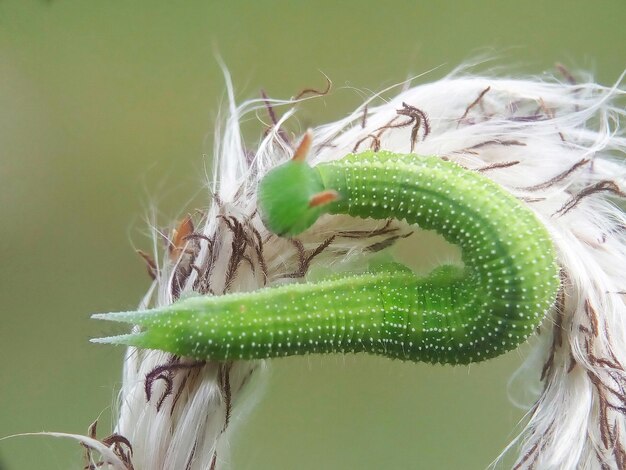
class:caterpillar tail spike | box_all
[93,150,560,365]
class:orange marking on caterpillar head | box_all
[292,129,313,162]
[308,190,339,208]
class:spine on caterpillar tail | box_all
[92,151,559,365]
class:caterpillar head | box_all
[258,131,339,237]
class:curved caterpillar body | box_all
[93,151,559,365]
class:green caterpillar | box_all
[93,146,559,365]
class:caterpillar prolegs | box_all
[93,146,559,365]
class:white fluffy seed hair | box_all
[81,65,625,469]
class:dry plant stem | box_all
[87,66,625,470]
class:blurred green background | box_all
[0,1,624,469]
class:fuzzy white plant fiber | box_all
[86,66,625,469]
